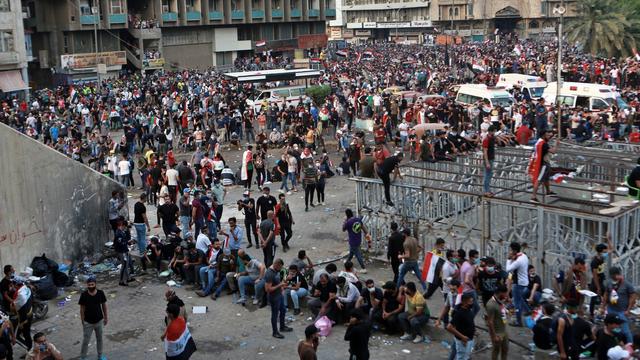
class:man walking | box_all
[482,125,496,196]
[396,229,426,291]
[79,277,108,360]
[506,242,529,327]
[387,222,404,284]
[447,293,476,360]
[114,218,133,286]
[344,309,371,360]
[342,209,369,273]
[238,190,258,248]
[486,285,509,360]
[259,210,277,267]
[265,259,293,339]
[275,194,294,252]
[256,187,277,221]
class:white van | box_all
[246,85,306,113]
[496,73,547,100]
[455,84,514,109]
[542,82,629,112]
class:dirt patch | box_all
[106,328,145,343]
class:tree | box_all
[566,0,640,58]
[305,85,331,106]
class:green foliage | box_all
[305,85,331,106]
[567,0,640,57]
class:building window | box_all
[209,0,220,10]
[454,7,458,17]
[529,20,539,29]
[448,7,452,18]
[0,31,14,52]
[0,0,10,12]
[231,0,240,10]
[162,0,170,12]
[272,0,280,9]
[111,0,123,14]
[186,0,195,11]
[467,3,472,16]
[63,34,69,53]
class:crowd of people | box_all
[128,15,157,29]
[2,34,640,359]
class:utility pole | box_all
[554,1,566,140]
[93,0,101,85]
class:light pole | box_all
[92,0,101,84]
[553,1,566,139]
[387,4,405,43]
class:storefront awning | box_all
[0,70,28,92]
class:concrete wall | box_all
[0,124,125,272]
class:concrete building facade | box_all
[0,0,29,98]
[23,0,335,86]
[330,0,576,43]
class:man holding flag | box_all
[422,238,447,299]
[163,303,196,360]
[528,130,557,203]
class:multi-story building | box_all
[23,0,336,85]
[330,0,576,43]
[0,0,29,98]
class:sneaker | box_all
[286,191,292,195]
[235,297,247,304]
[247,243,253,249]
[386,201,395,207]
[278,189,284,194]
[400,334,414,341]
[359,268,368,274]
[252,298,259,305]
[530,198,540,203]
[195,290,206,297]
[412,336,423,344]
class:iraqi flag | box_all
[336,50,348,57]
[165,317,196,360]
[527,138,546,186]
[256,40,266,47]
[421,252,445,298]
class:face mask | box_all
[39,343,47,352]
[602,252,609,260]
[368,287,375,293]
[613,328,622,334]
[473,259,480,265]
[451,258,459,263]
[486,267,495,272]
[529,273,536,278]
[570,313,578,319]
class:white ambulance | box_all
[454,84,515,109]
[542,82,629,112]
[496,73,547,100]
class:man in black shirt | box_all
[357,279,383,317]
[256,187,277,220]
[177,160,194,189]
[184,243,206,286]
[132,193,151,256]
[238,190,258,248]
[627,157,640,197]
[79,277,108,360]
[158,196,180,236]
[276,194,294,252]
[595,313,626,360]
[309,273,338,321]
[0,265,14,313]
[264,259,292,339]
[376,152,403,206]
[344,309,371,360]
[477,257,505,306]
[447,293,476,359]
[386,222,404,283]
[589,243,608,318]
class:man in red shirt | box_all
[374,124,386,144]
[516,123,533,145]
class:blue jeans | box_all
[483,160,493,194]
[523,288,542,305]
[180,216,191,235]
[347,244,366,269]
[280,174,289,192]
[396,260,427,291]
[133,224,146,254]
[288,172,297,188]
[270,295,286,334]
[198,266,217,295]
[207,220,217,237]
[194,219,204,238]
[284,288,309,309]
[512,284,530,324]
[213,276,228,297]
[238,276,265,301]
[454,338,474,360]
[607,307,632,343]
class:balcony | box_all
[272,9,283,17]
[128,27,162,39]
[0,52,19,65]
[162,12,178,22]
[186,11,201,21]
[252,9,265,19]
[208,11,223,20]
[325,8,336,16]
[109,13,126,24]
[80,14,99,25]
[308,8,319,17]
[291,8,301,17]
[231,10,244,19]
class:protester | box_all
[163,304,196,360]
[79,276,108,360]
[298,324,320,360]
[344,309,371,360]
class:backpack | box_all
[532,315,559,350]
[199,196,211,221]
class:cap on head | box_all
[605,313,624,325]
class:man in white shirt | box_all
[195,228,211,254]
[117,155,131,187]
[506,242,529,326]
[398,121,409,148]
[166,164,180,203]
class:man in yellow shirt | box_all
[398,282,429,343]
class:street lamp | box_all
[553,2,566,139]
[92,1,101,84]
[387,4,406,43]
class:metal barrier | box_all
[351,146,640,288]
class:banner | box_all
[144,58,165,68]
[355,30,371,37]
[297,34,328,49]
[329,27,342,40]
[60,51,126,70]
